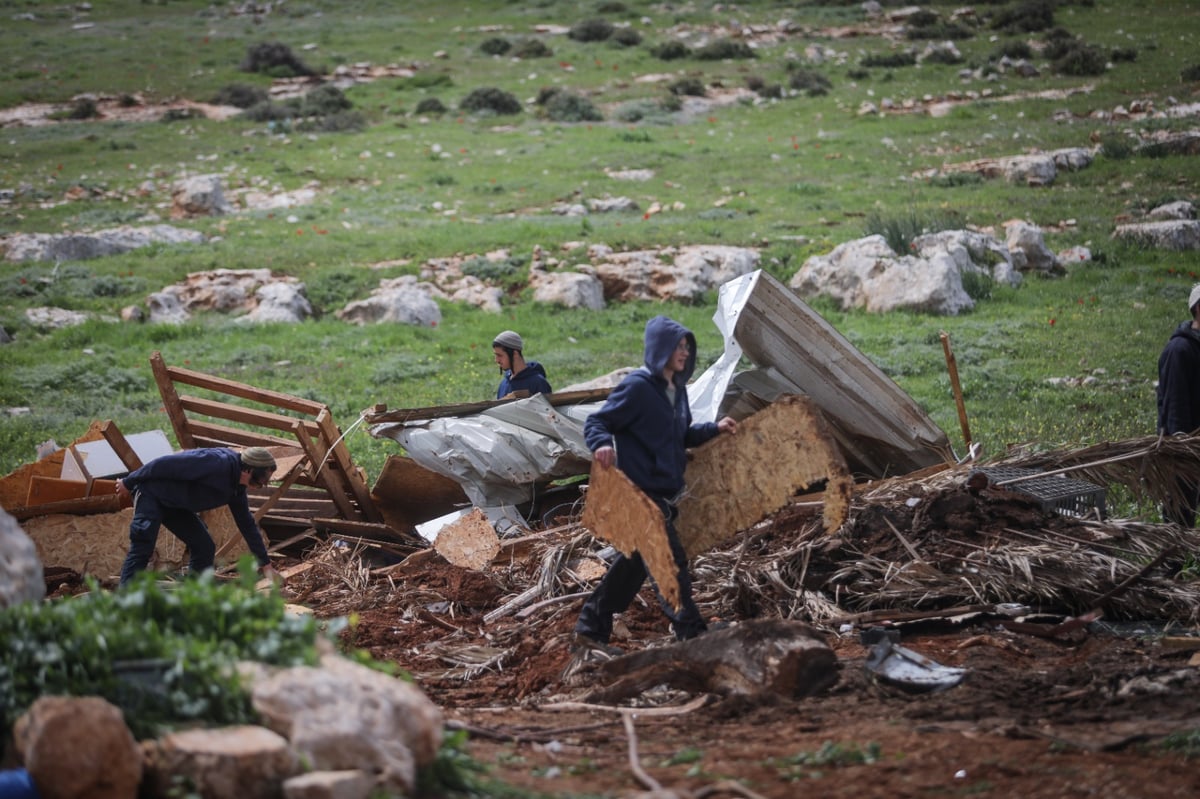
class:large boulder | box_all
[1,225,205,262]
[1004,220,1062,274]
[590,244,760,302]
[141,725,297,799]
[250,654,443,798]
[171,174,232,218]
[790,232,1020,315]
[335,276,443,326]
[0,508,44,608]
[241,281,315,324]
[1113,220,1200,251]
[14,696,142,799]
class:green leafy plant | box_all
[0,561,319,740]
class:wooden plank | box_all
[161,362,328,415]
[253,451,310,523]
[315,408,381,523]
[312,517,427,547]
[294,420,358,520]
[150,351,196,449]
[27,476,88,506]
[10,494,122,521]
[363,387,612,424]
[188,424,299,450]
[179,395,322,437]
[99,420,144,471]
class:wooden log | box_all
[576,618,839,702]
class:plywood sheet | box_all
[433,508,501,571]
[580,461,683,610]
[22,505,248,581]
[371,455,470,532]
[678,395,852,557]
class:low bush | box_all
[415,97,447,114]
[568,18,614,42]
[239,41,316,77]
[1183,64,1200,82]
[612,27,642,47]
[990,0,1055,34]
[479,37,511,56]
[1053,43,1107,76]
[211,83,269,109]
[787,67,832,96]
[513,38,553,58]
[695,38,756,61]
[861,51,916,69]
[544,91,603,122]
[650,40,691,61]
[460,87,522,115]
[668,77,706,97]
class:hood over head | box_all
[643,314,696,387]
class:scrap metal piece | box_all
[864,636,967,693]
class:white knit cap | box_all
[1189,283,1200,313]
[492,330,523,351]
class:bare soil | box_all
[284,494,1200,799]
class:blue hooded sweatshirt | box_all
[121,448,270,565]
[584,315,719,499]
[1157,320,1200,435]
[496,360,552,399]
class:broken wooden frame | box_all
[148,351,418,550]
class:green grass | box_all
[2,0,1200,495]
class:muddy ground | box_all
[280,485,1200,799]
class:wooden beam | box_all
[294,420,358,520]
[150,351,196,449]
[187,424,299,450]
[312,517,426,547]
[161,362,328,415]
[315,408,381,523]
[99,420,143,472]
[179,395,322,437]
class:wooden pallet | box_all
[149,351,384,535]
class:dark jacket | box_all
[122,448,270,565]
[584,315,719,499]
[1158,321,1200,435]
[497,361,552,399]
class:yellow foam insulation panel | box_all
[677,395,852,557]
[433,508,501,571]
[22,505,249,581]
[580,461,684,611]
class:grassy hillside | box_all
[2,0,1199,502]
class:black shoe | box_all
[571,633,622,660]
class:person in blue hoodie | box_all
[115,447,280,585]
[1157,283,1200,527]
[574,315,737,654]
[493,329,552,399]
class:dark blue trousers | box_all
[119,491,216,585]
[575,499,707,643]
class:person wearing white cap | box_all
[1156,283,1200,526]
[492,329,552,399]
[115,447,281,584]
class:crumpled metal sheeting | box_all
[370,394,595,507]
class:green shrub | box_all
[300,84,352,116]
[479,37,512,56]
[1110,47,1137,63]
[461,253,525,282]
[612,27,642,47]
[1182,64,1200,82]
[695,38,756,61]
[929,171,984,188]
[787,67,832,96]
[544,92,603,122]
[1053,43,1107,76]
[415,97,447,114]
[650,40,691,61]
[513,38,553,58]
[67,97,99,120]
[460,87,522,115]
[239,41,316,77]
[0,565,320,741]
[906,21,975,41]
[861,51,916,68]
[992,41,1033,60]
[668,77,706,97]
[297,110,366,133]
[568,18,614,42]
[991,1,1055,34]
[864,209,960,254]
[402,71,453,89]
[211,83,269,109]
[595,1,627,12]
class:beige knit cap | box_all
[240,447,276,470]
